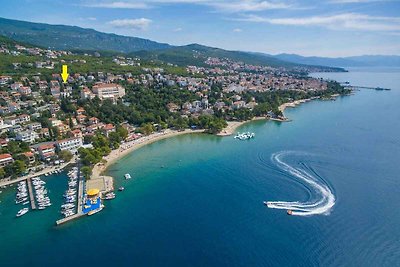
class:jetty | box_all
[344,85,391,91]
[55,213,84,225]
[27,178,36,210]
[56,165,85,226]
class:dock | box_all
[27,178,36,210]
[56,213,84,225]
[56,164,85,226]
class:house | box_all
[0,138,8,147]
[38,143,56,161]
[8,102,20,113]
[56,124,70,135]
[49,118,62,127]
[55,137,83,153]
[18,86,32,95]
[23,151,35,165]
[11,82,23,91]
[16,131,39,143]
[69,129,83,138]
[27,122,42,131]
[18,114,31,124]
[88,117,99,125]
[76,114,87,124]
[40,128,50,138]
[232,101,246,109]
[0,153,13,167]
[80,87,95,100]
[76,107,85,115]
[49,104,60,114]
[4,116,20,126]
[103,124,116,137]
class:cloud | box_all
[84,1,149,9]
[236,13,400,32]
[208,1,292,12]
[108,18,152,30]
[233,28,242,32]
[82,1,292,12]
[173,27,183,32]
[329,0,396,3]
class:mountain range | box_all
[0,16,398,69]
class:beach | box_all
[92,129,205,178]
[92,97,324,178]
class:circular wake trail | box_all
[265,152,335,216]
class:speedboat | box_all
[16,208,29,217]
[118,187,125,191]
[124,173,132,179]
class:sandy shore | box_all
[92,96,332,178]
[216,117,268,136]
[92,129,204,178]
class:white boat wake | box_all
[265,152,335,216]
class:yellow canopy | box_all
[87,188,100,196]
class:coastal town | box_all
[0,38,349,223]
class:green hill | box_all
[0,17,170,52]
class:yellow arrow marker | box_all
[61,65,69,83]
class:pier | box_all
[55,213,84,225]
[27,178,36,210]
[56,164,85,226]
[344,85,391,91]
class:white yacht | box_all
[16,208,29,217]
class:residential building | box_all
[38,143,56,161]
[55,137,83,153]
[16,130,39,143]
[92,83,125,100]
[0,153,13,167]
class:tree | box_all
[0,168,5,178]
[139,123,155,135]
[116,126,128,140]
[81,166,92,180]
[58,150,73,162]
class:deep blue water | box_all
[0,68,399,266]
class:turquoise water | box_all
[0,68,399,266]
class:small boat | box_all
[16,208,29,217]
[287,210,293,215]
[124,173,132,179]
[118,187,125,191]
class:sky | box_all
[0,0,399,57]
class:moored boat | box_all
[16,208,29,217]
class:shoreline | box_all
[93,96,326,178]
[217,97,319,137]
[92,129,205,178]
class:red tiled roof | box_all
[0,153,12,160]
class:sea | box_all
[0,67,399,266]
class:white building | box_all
[92,83,125,100]
[55,137,83,153]
[16,130,39,143]
[0,153,13,167]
